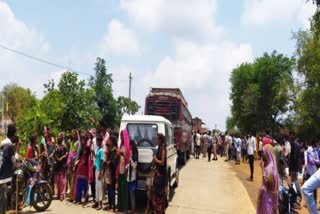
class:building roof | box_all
[192,117,206,124]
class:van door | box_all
[165,123,177,180]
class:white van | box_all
[119,115,179,195]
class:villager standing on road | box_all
[195,130,201,159]
[273,137,285,186]
[235,134,241,164]
[93,134,104,210]
[241,136,247,163]
[218,134,223,157]
[67,130,81,201]
[128,139,138,214]
[258,137,263,160]
[74,134,92,204]
[207,131,213,162]
[247,131,256,181]
[40,126,55,185]
[256,144,279,214]
[224,132,231,162]
[117,129,130,212]
[87,130,96,203]
[0,124,16,214]
[262,129,273,147]
[105,135,118,212]
[289,130,302,206]
[26,134,40,162]
[202,132,208,158]
[301,141,320,212]
[50,132,68,201]
[212,134,218,161]
[152,133,168,214]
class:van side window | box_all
[165,124,172,145]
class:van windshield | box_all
[126,123,158,147]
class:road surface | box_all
[167,157,255,214]
[22,157,255,214]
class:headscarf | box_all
[116,129,131,177]
[263,144,279,191]
[257,144,279,211]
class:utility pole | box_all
[128,72,133,115]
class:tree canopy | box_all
[229,51,295,134]
[293,1,320,140]
[89,58,119,129]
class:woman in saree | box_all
[257,144,279,214]
[105,135,118,212]
[116,129,131,212]
[67,130,81,201]
[50,133,68,201]
[152,133,168,214]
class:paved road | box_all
[167,157,255,214]
[22,157,255,214]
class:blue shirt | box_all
[95,148,104,171]
[306,146,320,176]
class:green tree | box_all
[225,116,237,132]
[59,71,101,130]
[89,58,118,129]
[230,51,295,134]
[2,83,37,123]
[117,96,140,118]
[294,7,320,139]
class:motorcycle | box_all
[7,158,53,212]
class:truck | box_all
[145,88,192,164]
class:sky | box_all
[0,0,316,131]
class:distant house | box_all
[192,117,207,133]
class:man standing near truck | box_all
[195,131,201,159]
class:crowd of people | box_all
[0,122,170,214]
[192,128,320,214]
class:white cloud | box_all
[0,2,49,55]
[142,39,253,130]
[241,0,316,28]
[120,0,223,41]
[0,2,52,96]
[99,19,141,57]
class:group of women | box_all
[24,125,169,214]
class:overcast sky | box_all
[0,0,316,130]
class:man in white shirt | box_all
[224,132,232,162]
[246,131,256,181]
[195,131,201,159]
